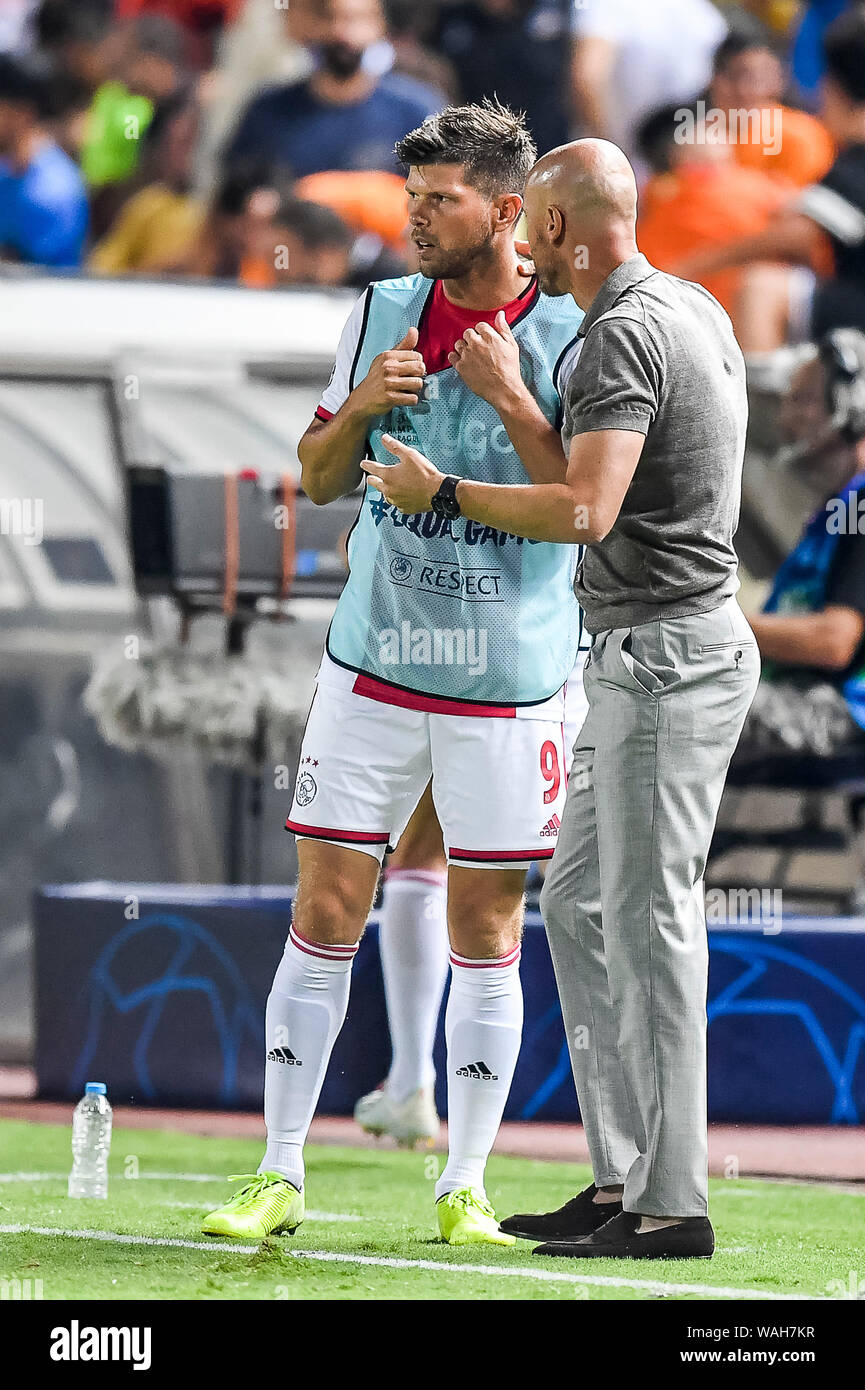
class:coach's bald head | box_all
[523,139,640,303]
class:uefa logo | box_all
[389,555,413,583]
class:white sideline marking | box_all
[0,1173,360,1223]
[299,1211,363,1224]
[160,1202,360,1223]
[0,1171,232,1184]
[135,1172,238,1184]
[0,1224,818,1299]
[0,1173,58,1182]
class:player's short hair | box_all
[395,98,537,198]
[824,7,865,105]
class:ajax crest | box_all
[295,772,317,807]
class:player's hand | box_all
[448,312,525,408]
[515,239,535,278]
[353,327,427,417]
[361,433,445,514]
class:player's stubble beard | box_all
[415,227,503,285]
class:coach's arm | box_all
[297,328,426,505]
[447,311,572,485]
[361,426,644,545]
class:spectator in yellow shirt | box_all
[89,100,203,274]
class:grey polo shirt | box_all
[561,254,747,634]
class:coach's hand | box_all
[361,433,444,514]
[449,312,524,409]
[353,327,427,417]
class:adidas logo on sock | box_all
[539,813,561,838]
[456,1061,498,1080]
[267,1047,302,1066]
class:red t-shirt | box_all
[416,276,538,374]
[315,277,538,421]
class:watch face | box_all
[432,478,460,520]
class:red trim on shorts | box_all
[448,845,556,862]
[289,924,358,962]
[351,672,516,718]
[315,406,334,422]
[286,817,390,844]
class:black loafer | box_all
[499,1184,623,1242]
[534,1211,715,1260]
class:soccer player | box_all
[354,660,589,1150]
[202,100,584,1245]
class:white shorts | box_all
[563,648,589,769]
[286,659,577,869]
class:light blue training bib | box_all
[327,273,584,706]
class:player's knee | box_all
[292,877,370,946]
[448,892,522,959]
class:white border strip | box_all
[0,1172,234,1184]
[0,1224,818,1299]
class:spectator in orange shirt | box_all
[708,31,834,188]
[251,194,408,290]
[669,8,865,351]
[293,168,408,254]
[636,101,787,317]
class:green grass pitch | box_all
[0,1119,859,1300]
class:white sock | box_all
[435,944,523,1202]
[259,924,357,1191]
[380,869,449,1103]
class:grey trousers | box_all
[540,597,760,1217]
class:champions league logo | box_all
[387,408,420,445]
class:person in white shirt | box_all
[570,0,727,177]
[0,0,37,55]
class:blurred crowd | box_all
[0,0,864,348]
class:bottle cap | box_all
[84,1082,107,1095]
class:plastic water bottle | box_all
[68,1082,112,1199]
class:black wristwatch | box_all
[431,474,462,520]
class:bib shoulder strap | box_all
[350,274,434,391]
